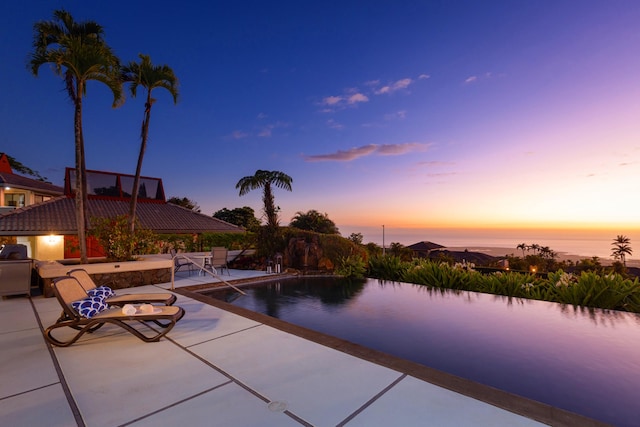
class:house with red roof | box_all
[0,153,63,214]
[0,157,242,260]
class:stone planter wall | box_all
[90,268,171,290]
[36,255,173,297]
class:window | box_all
[5,193,25,207]
[65,168,165,201]
[33,195,52,204]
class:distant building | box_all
[0,167,242,260]
[0,153,63,215]
[407,241,445,258]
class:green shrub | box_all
[546,270,640,311]
[367,255,408,281]
[335,255,367,279]
[402,260,471,290]
[90,215,158,261]
[366,258,640,313]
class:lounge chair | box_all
[170,248,196,275]
[207,247,230,275]
[67,268,177,306]
[44,276,184,347]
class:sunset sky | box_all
[1,1,639,248]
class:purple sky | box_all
[2,1,639,245]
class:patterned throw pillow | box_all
[87,286,116,299]
[71,297,108,318]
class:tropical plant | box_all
[29,9,123,263]
[236,170,293,229]
[90,215,157,261]
[611,235,632,266]
[213,207,261,231]
[364,257,640,313]
[121,54,179,234]
[367,254,408,281]
[290,210,339,234]
[167,196,200,212]
[335,255,367,279]
[516,243,528,257]
[1,153,49,182]
[387,242,413,261]
[347,232,364,245]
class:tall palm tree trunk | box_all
[74,82,88,263]
[262,184,277,228]
[128,92,152,234]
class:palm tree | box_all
[121,54,179,233]
[29,10,123,262]
[611,235,632,266]
[236,170,293,229]
[516,243,527,258]
[290,210,339,234]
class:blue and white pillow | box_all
[87,286,116,299]
[71,296,108,318]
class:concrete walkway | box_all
[0,270,606,426]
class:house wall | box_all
[35,235,64,261]
[0,187,54,209]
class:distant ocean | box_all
[339,225,640,261]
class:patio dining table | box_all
[191,254,212,275]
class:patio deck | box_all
[0,269,607,426]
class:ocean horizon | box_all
[339,225,640,261]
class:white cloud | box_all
[322,95,343,105]
[304,142,430,162]
[258,121,289,137]
[464,73,495,84]
[418,74,430,80]
[258,128,272,137]
[348,93,369,104]
[327,119,344,130]
[230,130,249,139]
[257,112,268,119]
[374,78,413,95]
[384,110,407,120]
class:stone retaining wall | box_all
[37,255,174,297]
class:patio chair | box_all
[170,248,196,275]
[44,276,184,347]
[67,269,177,306]
[207,247,230,275]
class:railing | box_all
[171,254,247,296]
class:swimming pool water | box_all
[205,277,640,426]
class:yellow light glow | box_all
[47,235,61,245]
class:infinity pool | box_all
[204,277,640,426]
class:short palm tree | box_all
[516,243,527,257]
[290,210,339,234]
[29,9,123,263]
[611,235,632,266]
[236,170,293,229]
[121,54,179,233]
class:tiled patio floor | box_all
[0,270,607,426]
